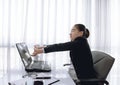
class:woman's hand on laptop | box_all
[31,45,45,56]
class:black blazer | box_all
[44,37,96,79]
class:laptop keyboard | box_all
[30,61,50,70]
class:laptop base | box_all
[25,68,51,72]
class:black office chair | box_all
[64,51,115,85]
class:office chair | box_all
[64,51,115,85]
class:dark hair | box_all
[74,24,90,38]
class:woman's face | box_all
[70,26,83,41]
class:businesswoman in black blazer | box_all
[32,24,97,85]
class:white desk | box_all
[0,69,75,85]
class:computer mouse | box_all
[34,81,43,85]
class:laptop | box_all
[16,42,51,72]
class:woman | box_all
[32,24,97,85]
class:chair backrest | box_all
[92,51,115,79]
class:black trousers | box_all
[76,82,99,85]
[75,80,99,85]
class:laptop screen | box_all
[16,43,32,67]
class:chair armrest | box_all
[79,78,109,85]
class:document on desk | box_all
[8,77,75,85]
[9,78,33,85]
[9,77,60,85]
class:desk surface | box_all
[0,69,75,85]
